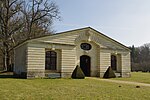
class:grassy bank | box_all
[0,77,149,100]
[113,72,150,84]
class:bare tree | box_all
[20,0,60,40]
[0,0,23,71]
[0,0,60,71]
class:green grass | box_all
[113,72,150,84]
[0,77,150,100]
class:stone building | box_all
[14,27,131,78]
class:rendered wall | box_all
[26,46,45,78]
[14,43,27,75]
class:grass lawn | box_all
[0,77,150,100]
[113,72,150,84]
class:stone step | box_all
[115,72,121,77]
[45,73,61,78]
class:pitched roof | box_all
[15,27,130,51]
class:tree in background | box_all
[15,0,60,43]
[130,43,150,72]
[0,0,60,71]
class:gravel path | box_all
[88,77,150,87]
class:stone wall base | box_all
[61,72,72,78]
[27,69,45,78]
[121,72,131,78]
[14,70,131,79]
[100,72,105,78]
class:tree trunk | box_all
[3,42,10,71]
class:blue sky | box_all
[53,0,150,47]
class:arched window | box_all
[45,51,57,70]
[111,55,117,70]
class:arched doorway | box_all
[80,55,91,76]
[111,55,117,70]
[45,51,57,70]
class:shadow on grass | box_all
[0,74,25,79]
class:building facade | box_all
[14,27,131,78]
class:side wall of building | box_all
[14,43,27,75]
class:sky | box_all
[53,0,150,47]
